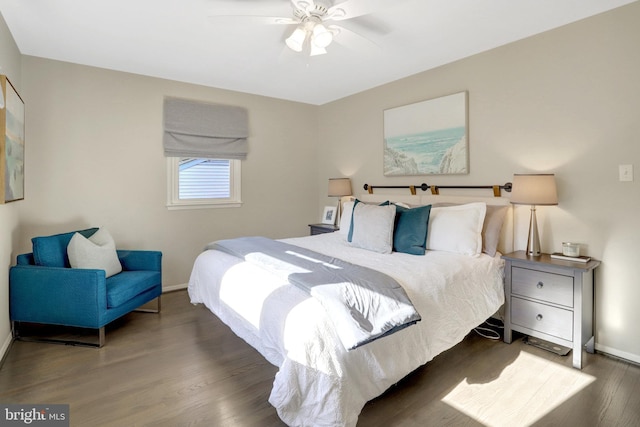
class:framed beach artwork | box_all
[0,75,25,203]
[383,91,468,176]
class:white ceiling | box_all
[0,0,636,105]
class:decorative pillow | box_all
[32,227,99,267]
[348,201,396,254]
[426,202,486,256]
[339,201,355,236]
[393,204,432,255]
[430,202,508,256]
[67,228,122,278]
[341,199,390,236]
[482,205,508,257]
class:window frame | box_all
[166,157,242,210]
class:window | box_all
[167,157,242,210]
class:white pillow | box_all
[68,228,123,278]
[426,202,487,256]
[348,202,396,254]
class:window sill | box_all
[166,201,243,210]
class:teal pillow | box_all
[393,204,432,255]
[32,228,99,267]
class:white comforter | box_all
[188,232,505,427]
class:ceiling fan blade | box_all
[326,0,388,21]
[291,0,311,10]
[207,0,299,25]
[343,14,391,35]
[329,24,380,53]
[207,15,298,26]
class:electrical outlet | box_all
[619,164,633,182]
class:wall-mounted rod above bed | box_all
[363,182,513,197]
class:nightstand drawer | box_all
[511,297,573,341]
[309,224,338,235]
[512,267,573,307]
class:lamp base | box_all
[526,206,541,256]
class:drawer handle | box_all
[536,314,543,321]
[536,281,544,289]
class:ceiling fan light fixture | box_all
[286,27,307,52]
[309,44,327,56]
[311,23,332,48]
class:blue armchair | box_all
[9,228,162,347]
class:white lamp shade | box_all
[286,27,307,52]
[328,178,352,197]
[312,23,333,48]
[510,174,558,206]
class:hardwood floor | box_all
[1,290,638,426]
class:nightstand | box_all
[502,251,600,369]
[308,224,339,235]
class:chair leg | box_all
[134,295,161,313]
[12,322,105,348]
[98,327,105,347]
[11,321,20,339]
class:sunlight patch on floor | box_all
[441,351,595,426]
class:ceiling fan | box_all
[209,0,387,57]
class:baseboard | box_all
[0,331,13,367]
[595,343,640,366]
[163,283,187,293]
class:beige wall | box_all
[318,3,640,362]
[0,12,22,360]
[16,57,319,291]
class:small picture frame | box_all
[322,206,337,225]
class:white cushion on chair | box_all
[68,228,122,278]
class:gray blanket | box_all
[207,236,421,350]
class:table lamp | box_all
[510,174,558,256]
[328,178,352,226]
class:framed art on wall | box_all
[383,91,468,176]
[0,75,25,203]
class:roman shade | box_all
[163,97,249,160]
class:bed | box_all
[188,192,512,427]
